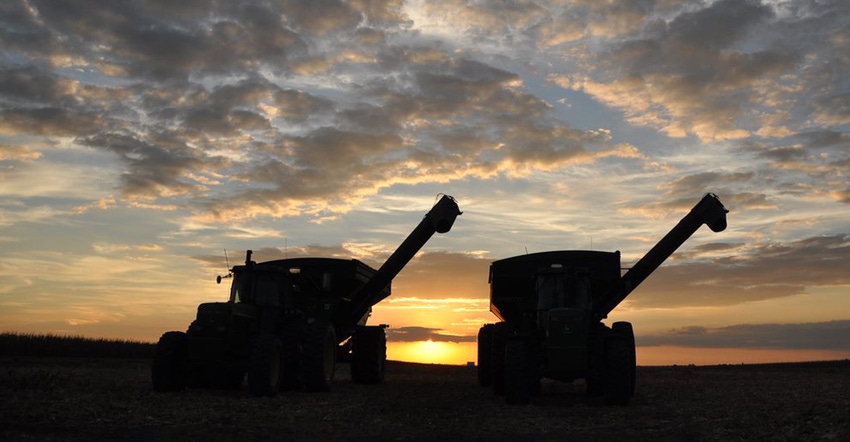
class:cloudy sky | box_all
[2,0,849,365]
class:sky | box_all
[1,0,849,366]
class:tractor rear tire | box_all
[304,321,336,392]
[247,333,283,397]
[152,331,188,392]
[604,336,631,406]
[279,319,304,391]
[491,322,509,396]
[612,321,636,396]
[477,324,494,387]
[351,326,387,384]
[504,337,533,405]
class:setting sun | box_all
[389,341,476,366]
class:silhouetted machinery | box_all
[152,195,461,396]
[477,193,728,405]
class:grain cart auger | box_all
[477,193,728,405]
[152,195,461,396]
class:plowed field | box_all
[2,358,848,441]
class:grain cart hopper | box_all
[152,195,461,396]
[477,193,728,405]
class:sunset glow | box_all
[389,341,477,367]
[2,0,850,367]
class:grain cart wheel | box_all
[477,324,494,387]
[351,325,387,384]
[248,333,283,397]
[612,321,636,396]
[504,337,533,405]
[152,331,188,392]
[603,336,631,406]
[304,321,336,392]
[491,322,509,396]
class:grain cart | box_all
[477,193,728,405]
[152,195,461,396]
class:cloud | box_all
[574,0,847,144]
[629,234,850,308]
[387,325,476,343]
[0,143,41,161]
[79,131,204,199]
[736,130,850,204]
[1,0,848,360]
[1,0,651,221]
[639,320,850,351]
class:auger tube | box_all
[596,193,728,319]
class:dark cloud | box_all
[279,0,361,36]
[2,0,848,219]
[16,0,306,83]
[665,0,772,52]
[80,131,203,198]
[0,107,102,137]
[273,89,336,122]
[387,326,476,343]
[639,320,850,351]
[736,128,850,203]
[0,66,71,104]
[578,0,849,149]
[631,234,850,308]
[795,130,850,150]
[2,0,636,214]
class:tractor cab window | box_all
[230,272,251,304]
[253,272,282,307]
[537,271,566,310]
[536,267,592,310]
[572,270,592,310]
[230,271,287,307]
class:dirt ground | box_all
[2,357,848,441]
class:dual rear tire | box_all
[477,321,636,406]
[248,321,338,396]
[478,323,538,404]
[504,337,536,405]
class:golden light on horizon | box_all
[384,341,850,367]
[388,341,477,366]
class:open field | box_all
[2,356,848,441]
